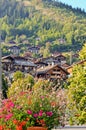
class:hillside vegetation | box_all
[0,0,86,53]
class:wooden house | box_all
[36,64,69,81]
[2,55,36,73]
[61,63,70,70]
[35,60,48,69]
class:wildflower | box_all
[5,113,13,120]
[16,125,23,130]
[39,110,43,116]
[33,113,38,118]
[51,101,56,107]
[27,110,32,115]
[46,111,53,117]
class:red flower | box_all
[21,121,26,126]
[16,125,23,130]
[0,126,3,130]
[13,119,19,125]
[40,120,46,126]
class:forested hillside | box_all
[0,0,86,53]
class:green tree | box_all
[67,64,86,125]
[43,42,51,58]
[24,74,35,90]
[39,46,45,55]
[79,43,86,60]
[2,74,8,98]
[43,48,51,58]
[13,71,24,81]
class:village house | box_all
[40,53,66,66]
[9,46,20,56]
[36,64,69,82]
[28,46,40,54]
[61,63,70,70]
[35,37,41,41]
[34,60,48,69]
[2,55,37,75]
[8,41,16,44]
[58,38,66,44]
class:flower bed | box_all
[0,88,66,130]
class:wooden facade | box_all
[36,64,69,81]
[2,55,36,73]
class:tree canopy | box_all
[67,64,86,125]
[0,0,86,56]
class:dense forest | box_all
[0,0,86,54]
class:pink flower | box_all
[17,105,22,109]
[9,102,14,108]
[40,96,44,99]
[39,110,43,116]
[27,110,32,115]
[33,113,38,118]
[46,111,53,117]
[5,113,13,120]
[0,115,3,119]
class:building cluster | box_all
[2,43,86,87]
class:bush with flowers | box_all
[0,87,67,130]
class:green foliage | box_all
[24,74,35,90]
[8,73,35,97]
[43,48,51,58]
[2,73,8,98]
[43,42,51,58]
[0,0,86,55]
[13,71,24,81]
[33,79,50,90]
[0,88,65,129]
[67,64,86,125]
[79,43,86,60]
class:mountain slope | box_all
[0,0,86,53]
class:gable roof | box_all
[36,64,69,75]
[9,46,20,49]
[2,55,14,61]
[2,55,36,67]
[66,59,86,74]
[67,59,86,69]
